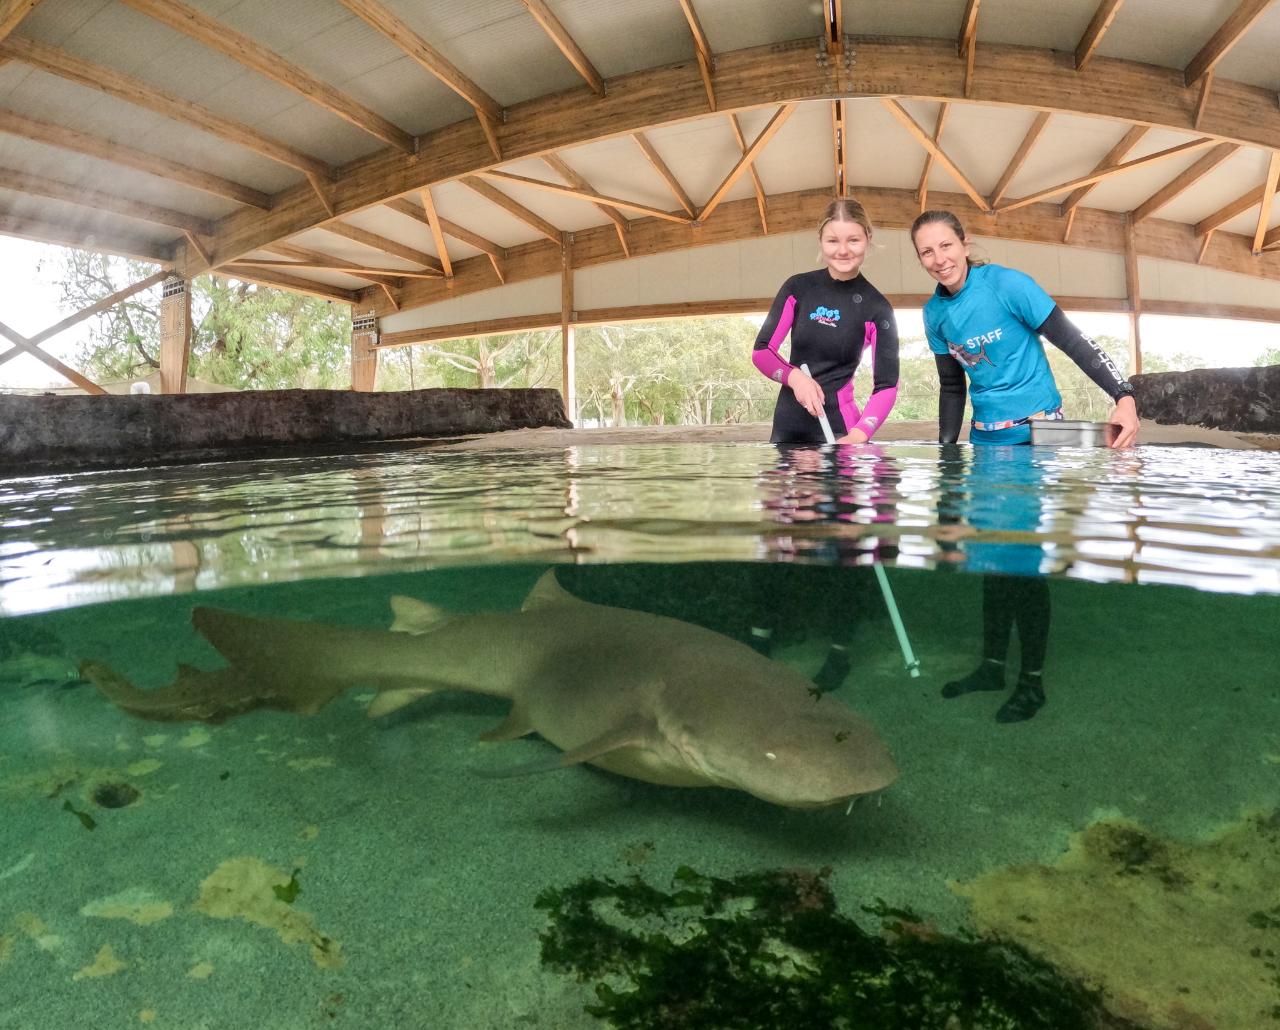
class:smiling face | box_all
[820,218,870,281]
[913,220,972,293]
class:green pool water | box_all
[1,442,1277,1029]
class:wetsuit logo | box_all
[809,306,840,327]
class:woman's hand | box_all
[787,368,825,418]
[1108,395,1140,449]
[837,428,869,444]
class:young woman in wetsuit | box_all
[912,209,1140,722]
[753,197,900,445]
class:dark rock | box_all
[0,388,570,472]
[1132,365,1279,433]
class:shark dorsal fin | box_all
[521,569,582,612]
[389,596,451,635]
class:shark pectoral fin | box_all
[478,719,656,779]
[520,568,585,612]
[478,704,535,742]
[388,596,452,635]
[366,684,446,719]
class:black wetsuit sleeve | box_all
[1037,306,1134,401]
[935,354,966,444]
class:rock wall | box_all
[0,388,571,471]
[1131,365,1279,434]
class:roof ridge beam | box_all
[518,0,604,97]
[0,36,332,178]
[0,107,270,209]
[1184,0,1278,86]
[117,0,414,153]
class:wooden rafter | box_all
[824,0,843,54]
[336,0,502,121]
[306,173,335,218]
[229,258,433,280]
[519,0,604,97]
[220,266,359,304]
[0,166,214,235]
[987,111,1050,209]
[543,154,629,256]
[482,169,690,224]
[698,104,794,222]
[0,108,270,209]
[1128,142,1238,224]
[322,222,445,273]
[883,99,987,212]
[263,243,406,286]
[1253,152,1280,254]
[958,0,981,97]
[0,0,40,43]
[0,212,172,263]
[916,103,949,211]
[1184,0,1278,86]
[677,0,715,111]
[1074,0,1125,70]
[1197,230,1216,264]
[728,114,769,233]
[1123,217,1143,374]
[387,199,506,283]
[1262,224,1280,251]
[460,176,561,242]
[378,282,400,311]
[0,318,106,393]
[118,0,414,152]
[418,186,453,278]
[1195,70,1215,129]
[0,269,167,368]
[632,133,695,217]
[0,37,332,179]
[1060,124,1147,229]
[1194,182,1266,235]
[997,136,1217,213]
[830,101,846,198]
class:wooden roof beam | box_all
[418,186,453,278]
[729,113,770,232]
[1129,142,1239,224]
[1184,0,1278,86]
[482,169,690,224]
[118,0,414,153]
[0,0,40,42]
[699,104,794,222]
[958,0,981,97]
[824,0,844,54]
[830,101,846,201]
[1194,182,1266,235]
[0,212,172,263]
[321,221,445,273]
[1261,224,1280,251]
[519,0,604,97]
[9,269,168,354]
[219,266,359,304]
[543,154,629,255]
[262,242,405,286]
[384,197,505,259]
[1060,124,1147,226]
[677,0,716,111]
[0,37,332,179]
[0,108,270,209]
[988,111,1050,209]
[632,132,695,217]
[460,176,562,243]
[0,318,106,393]
[883,99,988,212]
[998,136,1217,213]
[916,103,949,212]
[0,166,214,235]
[1253,152,1280,254]
[1074,0,1125,70]
[229,258,430,280]
[336,0,502,121]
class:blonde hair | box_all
[818,197,874,239]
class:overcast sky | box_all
[1,235,1275,389]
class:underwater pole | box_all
[801,364,921,679]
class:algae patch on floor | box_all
[955,810,1280,1030]
[193,858,343,969]
[81,888,174,926]
[73,943,127,980]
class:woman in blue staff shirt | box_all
[911,209,1140,721]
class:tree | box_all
[1254,346,1280,367]
[55,251,353,388]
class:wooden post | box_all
[1123,218,1143,376]
[560,234,576,424]
[350,310,379,391]
[158,275,190,394]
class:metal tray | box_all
[1028,419,1116,447]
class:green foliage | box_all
[536,866,1133,1029]
[1254,346,1280,368]
[56,252,352,388]
[376,330,561,391]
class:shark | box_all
[81,570,897,809]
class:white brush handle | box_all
[800,363,836,444]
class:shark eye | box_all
[765,752,777,761]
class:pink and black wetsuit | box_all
[753,269,900,444]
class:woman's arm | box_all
[843,311,900,442]
[1036,305,1139,447]
[935,354,967,444]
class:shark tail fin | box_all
[521,568,584,612]
[389,596,452,635]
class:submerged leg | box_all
[941,575,1016,698]
[996,577,1050,722]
